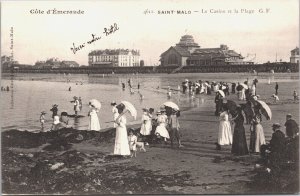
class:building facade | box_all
[290,47,299,63]
[160,35,245,66]
[88,49,140,67]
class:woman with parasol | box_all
[231,106,249,155]
[88,99,101,131]
[113,103,131,156]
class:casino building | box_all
[88,49,140,67]
[160,35,245,66]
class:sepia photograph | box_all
[1,0,299,195]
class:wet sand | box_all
[2,95,299,194]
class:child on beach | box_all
[271,94,279,103]
[50,115,60,131]
[40,111,46,131]
[293,90,298,102]
[128,129,146,157]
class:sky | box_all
[1,0,299,66]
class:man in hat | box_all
[50,104,58,119]
[284,114,299,139]
[260,123,285,160]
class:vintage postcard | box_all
[1,0,299,195]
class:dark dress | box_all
[231,113,249,155]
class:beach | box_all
[1,73,299,194]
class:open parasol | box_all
[163,101,180,111]
[121,101,137,120]
[256,100,272,120]
[89,99,101,110]
[217,90,225,97]
[240,83,248,89]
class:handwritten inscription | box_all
[71,23,119,54]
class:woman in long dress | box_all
[111,102,118,128]
[231,107,249,155]
[140,108,152,145]
[216,106,232,150]
[155,110,170,142]
[88,105,100,131]
[250,114,266,153]
[114,104,130,156]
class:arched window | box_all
[167,54,178,65]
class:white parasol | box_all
[121,101,137,120]
[257,100,272,120]
[163,101,180,111]
[217,90,225,97]
[240,83,249,89]
[89,99,101,110]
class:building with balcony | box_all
[160,35,245,66]
[290,47,299,63]
[88,49,140,67]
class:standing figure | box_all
[114,104,131,156]
[275,82,279,95]
[78,97,83,111]
[293,90,298,102]
[284,114,299,138]
[155,110,170,143]
[137,83,140,91]
[214,91,223,116]
[140,108,152,145]
[167,108,183,148]
[111,101,119,128]
[231,107,249,155]
[128,129,138,157]
[122,83,125,90]
[250,83,256,96]
[69,86,72,91]
[231,82,236,94]
[40,111,46,131]
[250,114,266,153]
[71,96,80,116]
[216,106,232,150]
[88,103,100,131]
[50,104,58,119]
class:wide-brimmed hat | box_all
[111,101,117,106]
[53,104,58,107]
[41,111,46,114]
[272,123,281,128]
[73,96,78,100]
[286,113,292,118]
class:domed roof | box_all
[176,35,200,48]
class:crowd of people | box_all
[37,77,298,164]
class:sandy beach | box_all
[2,81,299,194]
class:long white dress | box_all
[114,116,131,155]
[140,112,152,136]
[155,114,170,139]
[112,106,119,128]
[88,109,100,131]
[218,111,233,145]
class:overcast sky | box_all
[1,0,299,66]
